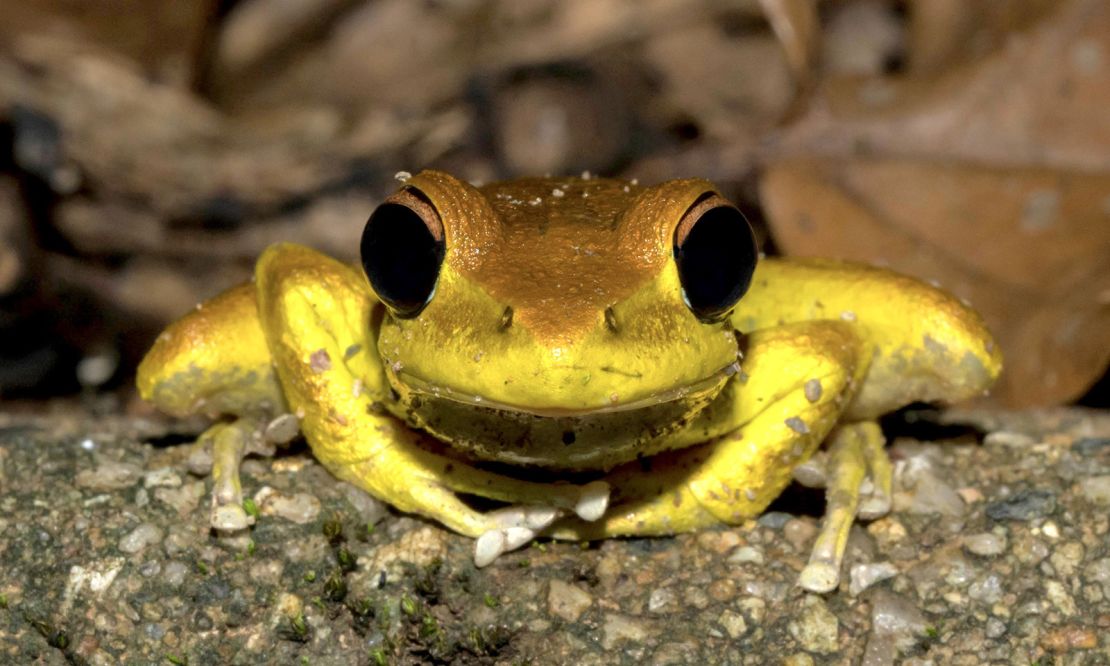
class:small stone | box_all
[968,574,1004,604]
[1044,580,1078,616]
[142,467,182,488]
[163,561,188,587]
[783,655,814,666]
[1041,625,1099,651]
[985,617,1007,638]
[154,482,204,516]
[264,414,301,444]
[983,431,1036,448]
[1077,476,1110,505]
[963,532,1007,557]
[648,587,676,613]
[119,523,165,554]
[789,596,839,654]
[548,580,592,623]
[899,465,965,517]
[365,527,448,582]
[862,589,928,664]
[601,613,649,650]
[757,512,793,529]
[849,562,898,596]
[340,483,388,525]
[718,609,748,639]
[255,487,321,524]
[728,546,765,565]
[985,489,1056,521]
[1072,437,1110,457]
[76,461,142,490]
[783,518,818,552]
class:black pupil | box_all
[675,206,757,322]
[360,202,444,317]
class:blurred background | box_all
[0,0,1106,409]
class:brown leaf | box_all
[760,0,1110,406]
[758,0,820,86]
[760,158,1110,407]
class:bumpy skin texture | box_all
[137,171,1002,592]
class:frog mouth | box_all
[389,360,741,418]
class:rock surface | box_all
[1,406,1108,663]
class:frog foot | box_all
[473,481,609,566]
[194,414,300,532]
[796,421,891,593]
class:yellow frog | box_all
[137,171,1001,592]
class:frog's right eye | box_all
[361,188,445,318]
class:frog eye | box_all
[360,188,445,318]
[673,194,758,323]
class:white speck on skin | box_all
[551,188,564,197]
[785,416,809,434]
[309,349,331,373]
[840,310,857,322]
[804,379,822,403]
[352,378,363,398]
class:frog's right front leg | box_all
[255,243,609,564]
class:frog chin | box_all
[384,360,740,469]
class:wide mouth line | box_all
[390,360,741,418]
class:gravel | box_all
[0,406,1108,663]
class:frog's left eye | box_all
[674,194,758,323]
[361,188,445,318]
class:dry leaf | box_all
[761,158,1110,407]
[761,0,1110,406]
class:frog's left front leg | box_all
[255,244,609,564]
[550,320,893,591]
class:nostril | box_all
[498,306,514,331]
[604,307,619,333]
[562,430,576,445]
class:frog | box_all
[137,170,1001,593]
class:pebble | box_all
[788,596,839,654]
[983,431,1036,448]
[365,526,447,581]
[1071,437,1110,456]
[142,467,182,488]
[728,546,764,565]
[340,482,389,525]
[717,609,748,639]
[648,587,676,613]
[75,461,142,490]
[255,486,321,524]
[601,613,649,650]
[1044,580,1078,616]
[985,489,1056,521]
[118,523,164,554]
[783,518,817,552]
[863,589,928,665]
[1077,476,1110,505]
[154,482,204,516]
[985,617,1007,638]
[849,561,898,596]
[547,580,592,623]
[756,511,793,529]
[963,532,1007,557]
[968,574,1004,604]
[162,560,188,587]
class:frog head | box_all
[361,170,758,469]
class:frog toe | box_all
[574,481,610,521]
